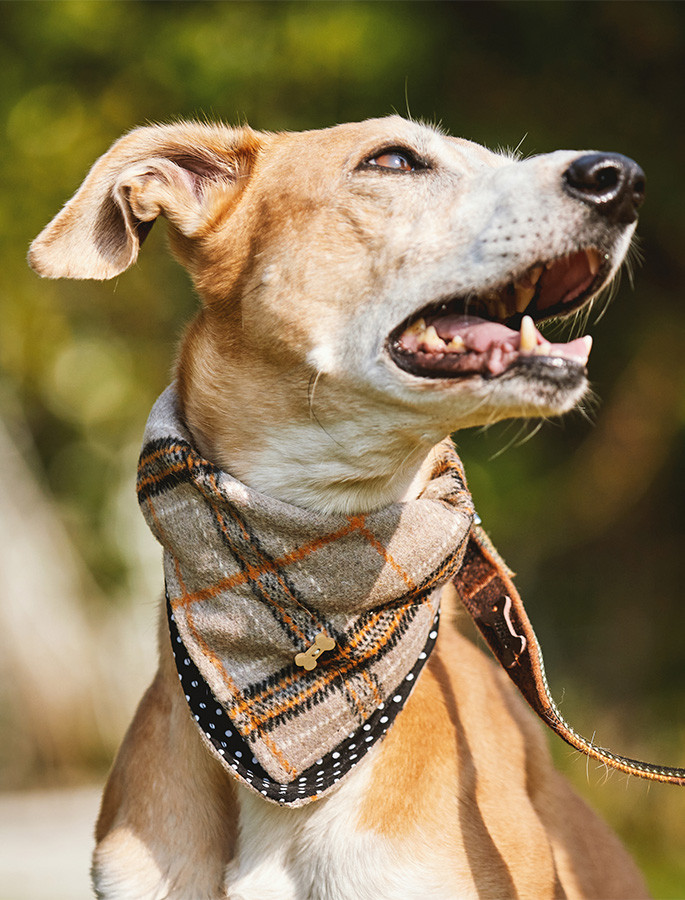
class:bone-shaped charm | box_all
[294,633,336,671]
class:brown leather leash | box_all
[455,524,685,786]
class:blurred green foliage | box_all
[2,1,685,894]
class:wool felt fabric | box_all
[138,386,474,799]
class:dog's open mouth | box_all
[388,248,604,379]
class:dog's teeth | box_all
[534,341,552,356]
[514,283,535,313]
[421,325,446,351]
[586,248,601,276]
[446,335,466,352]
[519,315,537,353]
[582,334,593,355]
[405,317,427,337]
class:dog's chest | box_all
[224,754,474,900]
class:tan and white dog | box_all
[30,117,649,899]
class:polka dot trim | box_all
[167,592,440,805]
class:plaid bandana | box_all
[139,386,685,805]
[138,386,474,805]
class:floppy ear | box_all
[28,122,263,280]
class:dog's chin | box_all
[471,356,590,422]
[383,349,589,428]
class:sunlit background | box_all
[1,2,684,897]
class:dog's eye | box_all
[365,149,421,172]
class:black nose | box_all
[563,152,646,225]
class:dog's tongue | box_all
[398,314,592,377]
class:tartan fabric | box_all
[138,386,474,785]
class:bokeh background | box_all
[1,1,684,897]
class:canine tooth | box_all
[514,283,535,313]
[421,325,446,351]
[519,315,537,352]
[586,248,601,276]
[405,317,427,337]
[446,335,466,352]
[534,341,552,356]
[582,334,593,355]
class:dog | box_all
[30,116,651,899]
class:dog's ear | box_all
[28,122,263,280]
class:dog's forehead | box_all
[267,116,506,172]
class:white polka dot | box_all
[429,631,437,639]
[235,751,242,758]
[199,702,206,709]
[406,673,414,682]
[349,754,358,761]
[419,652,427,660]
[316,759,323,765]
[191,681,198,688]
[194,714,200,721]
[185,694,190,701]
[380,716,389,724]
[363,724,371,731]
[365,736,373,742]
[208,723,215,730]
[215,708,223,716]
[183,658,191,666]
[332,752,340,759]
[393,695,402,703]
[176,636,182,643]
[225,730,233,737]
[348,744,356,750]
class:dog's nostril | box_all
[563,152,646,225]
[591,164,620,192]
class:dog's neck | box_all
[189,411,445,515]
[177,360,447,516]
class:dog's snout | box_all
[563,152,646,225]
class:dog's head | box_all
[29,117,643,507]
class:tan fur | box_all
[30,116,648,899]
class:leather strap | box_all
[455,525,685,786]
